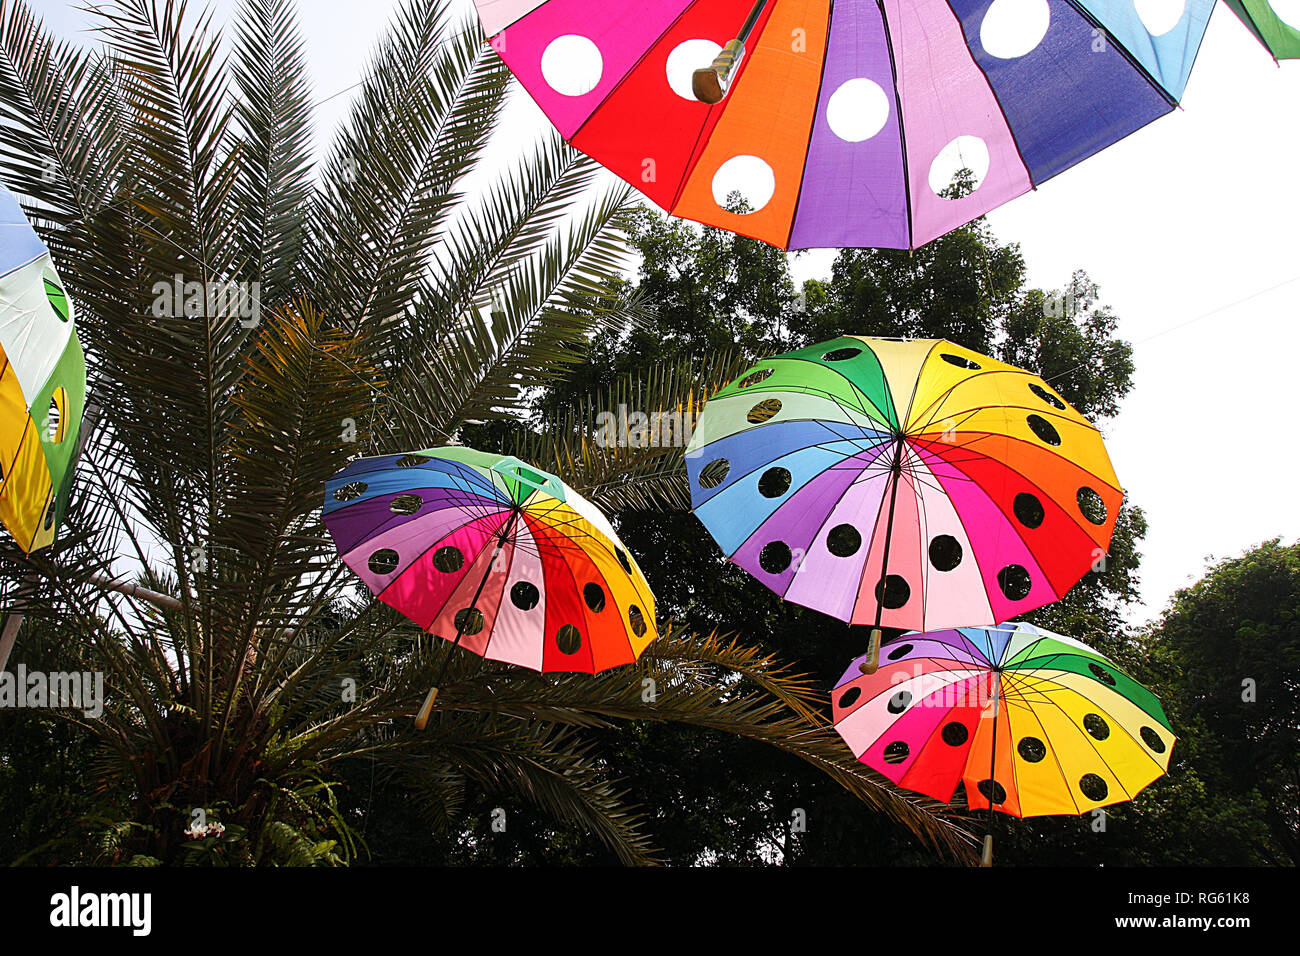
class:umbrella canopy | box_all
[323,446,657,673]
[474,0,1214,250]
[1224,1,1300,59]
[0,184,86,553]
[684,336,1121,634]
[832,623,1175,817]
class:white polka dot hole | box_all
[980,0,1051,59]
[928,135,990,199]
[711,155,776,213]
[1270,0,1300,30]
[540,34,603,97]
[826,78,890,143]
[666,39,723,101]
[1134,0,1186,36]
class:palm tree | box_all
[0,0,971,865]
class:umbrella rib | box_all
[563,0,713,170]
[518,508,656,609]
[920,462,1000,622]
[898,340,942,433]
[776,463,893,608]
[1011,651,1172,734]
[371,500,510,605]
[844,664,988,759]
[876,0,915,248]
[907,367,1097,437]
[698,420,895,491]
[913,415,1116,492]
[429,509,519,689]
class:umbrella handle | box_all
[980,834,993,867]
[414,686,439,731]
[858,628,883,674]
[691,0,768,104]
[692,40,745,104]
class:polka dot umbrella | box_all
[323,447,657,728]
[683,336,1122,670]
[832,623,1175,863]
[0,184,86,554]
[1224,1,1300,60]
[474,0,1214,250]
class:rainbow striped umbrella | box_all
[323,448,657,692]
[684,337,1121,654]
[831,624,1175,831]
[475,0,1213,250]
[0,184,86,553]
[1225,1,1300,60]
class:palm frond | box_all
[517,349,748,512]
[0,0,125,221]
[230,0,313,305]
[394,720,658,864]
[402,187,641,445]
[381,626,974,861]
[307,1,506,328]
[0,0,970,867]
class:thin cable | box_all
[1044,270,1300,387]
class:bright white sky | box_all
[35,0,1300,625]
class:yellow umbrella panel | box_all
[0,186,87,553]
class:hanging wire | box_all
[1043,270,1300,387]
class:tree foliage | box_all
[0,0,962,866]
[528,202,1163,865]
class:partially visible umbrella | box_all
[1224,1,1300,60]
[832,623,1175,863]
[323,447,657,727]
[0,183,86,554]
[683,336,1122,670]
[475,0,1214,250]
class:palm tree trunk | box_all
[0,574,36,672]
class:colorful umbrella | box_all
[0,184,86,554]
[831,623,1175,860]
[323,447,657,725]
[474,0,1214,250]
[683,337,1122,666]
[1224,1,1300,60]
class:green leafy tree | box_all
[1140,540,1299,864]
[532,203,1152,864]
